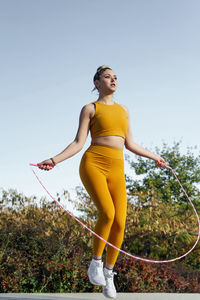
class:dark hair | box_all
[92,65,112,92]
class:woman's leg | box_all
[105,158,127,269]
[79,151,116,258]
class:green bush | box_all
[1,140,200,292]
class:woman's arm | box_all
[123,105,168,168]
[38,104,93,170]
[52,104,92,164]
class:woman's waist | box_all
[86,143,124,159]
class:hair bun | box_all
[97,65,110,72]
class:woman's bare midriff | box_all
[91,136,125,149]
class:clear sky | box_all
[1,0,200,215]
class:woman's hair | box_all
[92,65,112,92]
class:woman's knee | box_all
[100,208,115,224]
[112,218,126,232]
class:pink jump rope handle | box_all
[157,161,172,170]
[29,163,53,170]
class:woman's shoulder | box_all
[80,102,95,117]
[81,102,95,110]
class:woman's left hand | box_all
[155,156,168,168]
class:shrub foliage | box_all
[0,141,200,292]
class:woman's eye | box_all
[104,76,117,79]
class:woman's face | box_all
[95,69,117,94]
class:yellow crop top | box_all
[90,101,128,139]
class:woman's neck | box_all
[97,94,114,105]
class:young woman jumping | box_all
[38,65,168,298]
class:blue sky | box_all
[0,0,200,215]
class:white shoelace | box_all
[105,271,117,287]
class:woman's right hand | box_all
[37,159,54,171]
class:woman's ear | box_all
[94,79,100,90]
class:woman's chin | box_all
[106,87,117,93]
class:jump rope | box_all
[29,161,200,264]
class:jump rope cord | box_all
[29,163,200,263]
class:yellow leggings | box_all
[79,144,127,265]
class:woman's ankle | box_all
[105,262,114,270]
[92,254,102,260]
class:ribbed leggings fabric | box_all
[79,144,127,265]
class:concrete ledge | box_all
[0,293,199,300]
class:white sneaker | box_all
[88,258,106,286]
[102,267,117,298]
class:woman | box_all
[38,65,167,298]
